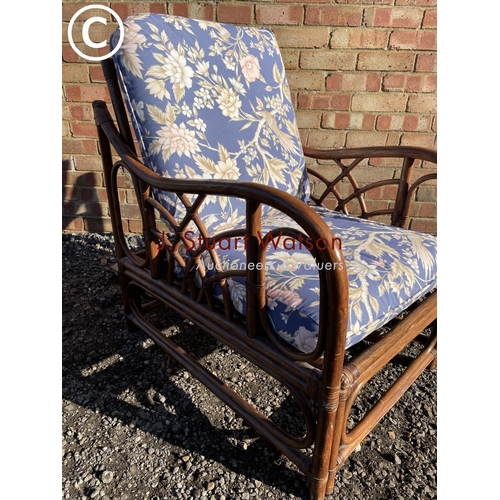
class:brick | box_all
[382,185,399,200]
[300,50,356,70]
[118,203,142,219]
[66,103,94,122]
[169,2,214,20]
[389,31,418,50]
[298,93,351,111]
[358,52,415,71]
[382,74,405,91]
[408,74,436,93]
[295,110,322,129]
[389,31,437,50]
[383,74,436,93]
[110,2,166,19]
[65,84,110,102]
[63,171,103,187]
[277,0,328,3]
[364,186,383,200]
[286,70,325,91]
[62,105,71,122]
[63,217,85,232]
[305,6,363,27]
[402,115,432,132]
[407,94,436,113]
[418,31,437,50]
[63,44,84,63]
[326,73,381,92]
[62,3,112,22]
[305,130,346,149]
[79,187,111,203]
[366,7,423,28]
[116,172,135,189]
[322,113,376,131]
[125,189,138,205]
[256,5,303,25]
[63,200,108,217]
[62,158,73,171]
[346,131,388,148]
[71,122,99,138]
[217,4,253,25]
[352,94,408,112]
[414,169,437,184]
[63,35,114,62]
[62,121,71,137]
[84,217,115,233]
[408,218,436,233]
[89,65,105,83]
[400,133,436,149]
[386,133,401,147]
[63,139,98,155]
[418,202,437,218]
[396,0,437,6]
[273,28,330,48]
[376,114,404,131]
[348,166,396,184]
[423,9,437,28]
[336,0,392,4]
[127,219,144,234]
[62,64,89,83]
[63,184,79,202]
[73,154,104,170]
[416,53,436,72]
[331,28,389,49]
[280,49,299,70]
[369,156,408,168]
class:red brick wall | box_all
[62,0,437,234]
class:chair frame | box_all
[93,57,437,500]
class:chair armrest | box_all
[93,100,349,363]
[302,145,437,229]
[302,145,436,163]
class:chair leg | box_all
[119,272,140,333]
[308,383,344,500]
[325,395,349,496]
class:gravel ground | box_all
[62,232,437,500]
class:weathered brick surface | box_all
[62,0,437,234]
[256,5,304,25]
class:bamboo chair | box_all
[93,14,437,500]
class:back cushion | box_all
[110,14,310,233]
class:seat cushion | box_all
[189,207,437,352]
[110,13,310,233]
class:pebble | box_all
[62,233,437,500]
[101,471,113,484]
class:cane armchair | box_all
[93,13,437,500]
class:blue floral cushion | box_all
[110,13,310,232]
[193,207,437,352]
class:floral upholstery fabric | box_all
[192,207,437,352]
[110,13,310,233]
[110,14,437,353]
